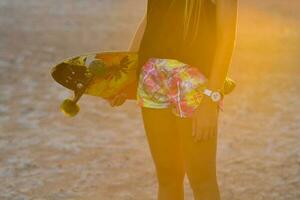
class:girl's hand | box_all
[107,92,128,107]
[192,97,219,142]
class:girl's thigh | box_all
[141,107,185,178]
[175,116,218,183]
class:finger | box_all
[203,127,210,141]
[202,127,209,141]
[194,121,199,143]
[108,98,115,107]
[204,127,212,141]
[192,119,196,138]
[115,93,127,105]
[212,126,217,138]
[118,94,127,105]
[114,94,124,105]
[111,96,119,107]
[111,98,117,107]
[202,128,209,141]
[113,96,122,106]
[116,97,125,106]
[206,127,213,140]
[196,127,203,142]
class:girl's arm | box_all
[109,14,147,104]
[128,14,147,52]
[192,0,238,142]
[207,0,238,92]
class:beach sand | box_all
[0,0,299,199]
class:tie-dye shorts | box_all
[136,58,224,118]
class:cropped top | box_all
[137,0,217,78]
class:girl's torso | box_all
[138,0,217,78]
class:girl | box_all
[108,0,238,199]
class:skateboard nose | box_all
[51,62,89,91]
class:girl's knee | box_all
[187,166,217,186]
[188,174,219,195]
[190,178,218,190]
[190,180,220,200]
[156,166,185,187]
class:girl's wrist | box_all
[202,97,223,113]
[194,96,219,116]
[202,95,216,104]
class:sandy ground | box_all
[0,0,299,199]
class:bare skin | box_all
[107,1,238,199]
[141,107,220,200]
[193,0,238,142]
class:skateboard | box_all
[51,51,236,117]
[51,51,138,117]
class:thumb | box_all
[107,96,118,107]
[114,93,127,106]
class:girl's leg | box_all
[175,116,220,200]
[141,107,185,200]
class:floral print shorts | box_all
[136,58,224,118]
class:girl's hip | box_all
[136,58,210,118]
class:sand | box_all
[0,0,299,199]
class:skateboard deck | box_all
[51,51,138,116]
[51,51,236,117]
